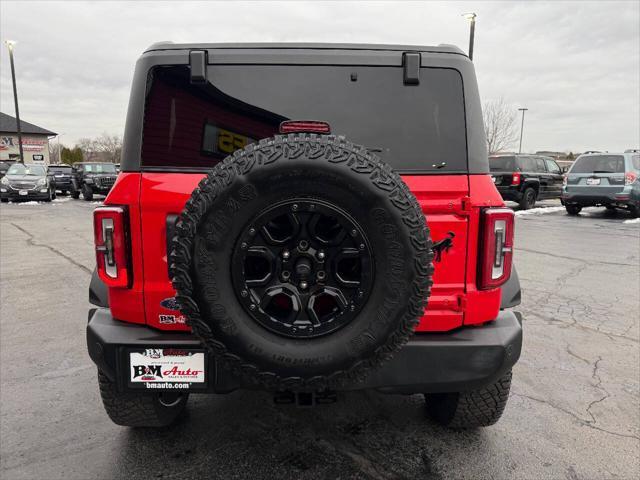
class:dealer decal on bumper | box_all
[129,349,205,388]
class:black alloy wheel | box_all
[231,199,373,339]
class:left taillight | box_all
[478,208,514,290]
[93,206,131,288]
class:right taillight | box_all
[93,206,131,288]
[478,208,514,290]
[625,171,638,185]
[511,172,521,186]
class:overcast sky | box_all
[1,1,638,153]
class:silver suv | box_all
[561,151,640,217]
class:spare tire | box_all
[170,134,433,391]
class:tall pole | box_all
[518,108,528,154]
[5,40,24,163]
[463,13,477,61]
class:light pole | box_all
[57,134,64,164]
[518,108,528,154]
[5,40,24,163]
[462,13,477,60]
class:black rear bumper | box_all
[87,308,522,395]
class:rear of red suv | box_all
[87,43,522,429]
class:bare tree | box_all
[49,142,63,164]
[93,133,123,163]
[77,133,123,163]
[483,98,519,155]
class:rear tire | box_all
[565,204,582,215]
[82,184,94,201]
[629,205,639,218]
[518,187,537,210]
[97,371,188,427]
[71,188,80,199]
[425,371,512,429]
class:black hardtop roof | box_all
[144,41,465,56]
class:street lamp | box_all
[4,40,24,163]
[518,108,528,154]
[462,12,477,61]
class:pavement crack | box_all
[11,223,92,274]
[512,392,639,441]
[515,247,638,267]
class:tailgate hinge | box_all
[454,294,467,312]
[461,196,473,214]
[402,52,420,85]
[189,50,208,84]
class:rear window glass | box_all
[489,156,515,171]
[571,155,625,174]
[83,164,117,174]
[141,65,467,172]
[49,166,72,173]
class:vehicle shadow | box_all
[104,389,492,479]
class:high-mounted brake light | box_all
[625,171,638,185]
[279,120,331,135]
[511,172,521,186]
[93,206,131,288]
[478,208,514,290]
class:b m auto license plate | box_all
[128,348,206,390]
[586,178,601,185]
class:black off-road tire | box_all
[82,184,93,201]
[425,371,512,429]
[565,204,582,215]
[71,187,80,199]
[628,205,639,218]
[170,134,433,391]
[97,371,188,427]
[1,198,8,203]
[518,187,537,210]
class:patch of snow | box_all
[623,218,640,224]
[514,206,567,216]
[14,201,41,206]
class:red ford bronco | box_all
[87,42,522,429]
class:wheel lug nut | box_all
[317,271,326,281]
[282,250,290,259]
[359,243,365,250]
[282,271,291,280]
[299,240,309,251]
[249,227,256,235]
[300,281,308,290]
[241,290,248,297]
[249,304,256,311]
[292,204,299,211]
[350,229,357,237]
[317,251,325,260]
[241,242,248,249]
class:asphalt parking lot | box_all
[1,197,638,480]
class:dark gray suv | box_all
[561,152,640,216]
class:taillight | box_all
[625,171,638,185]
[478,208,514,290]
[279,120,331,134]
[511,172,521,186]
[93,206,130,288]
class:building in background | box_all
[0,112,56,164]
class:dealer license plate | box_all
[19,190,28,196]
[586,178,601,185]
[128,348,206,389]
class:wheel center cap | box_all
[295,256,312,279]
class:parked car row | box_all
[489,151,639,217]
[0,162,119,202]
